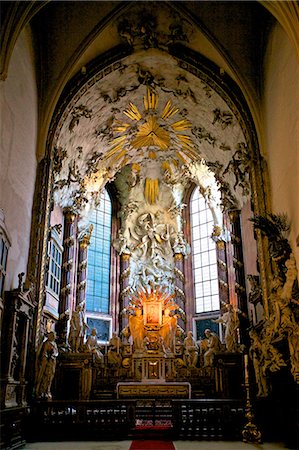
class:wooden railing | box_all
[26,399,245,442]
[172,399,245,440]
[28,400,136,441]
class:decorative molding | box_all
[121,267,130,281]
[174,267,185,281]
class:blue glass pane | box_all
[102,254,110,266]
[102,271,110,283]
[191,186,221,314]
[95,270,102,281]
[86,189,112,314]
[101,283,109,295]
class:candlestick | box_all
[242,352,262,443]
[244,354,249,384]
[237,327,241,344]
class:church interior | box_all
[0,1,298,449]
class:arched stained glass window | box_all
[190,187,220,313]
[86,189,112,314]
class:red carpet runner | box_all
[129,441,175,450]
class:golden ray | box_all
[161,161,171,171]
[147,89,152,110]
[161,100,172,119]
[143,94,148,111]
[148,89,152,109]
[104,143,125,160]
[180,148,197,161]
[110,148,127,164]
[176,151,188,164]
[145,89,158,111]
[110,135,127,146]
[177,134,193,143]
[151,132,170,150]
[171,119,192,131]
[181,143,195,153]
[123,102,142,121]
[145,178,159,204]
[146,115,157,130]
[113,123,130,133]
[181,148,195,159]
[132,135,153,148]
[162,101,179,119]
[177,134,194,150]
[130,102,142,116]
[123,110,138,121]
[167,106,179,119]
[179,142,197,157]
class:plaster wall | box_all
[0,27,38,290]
[263,23,299,267]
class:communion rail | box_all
[26,399,245,442]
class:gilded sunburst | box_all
[132,115,170,150]
[104,88,198,205]
[106,87,196,165]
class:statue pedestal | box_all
[55,353,94,400]
[117,381,191,399]
[214,352,243,398]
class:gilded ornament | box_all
[144,178,159,205]
[106,87,196,169]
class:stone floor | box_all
[23,440,289,449]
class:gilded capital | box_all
[63,208,76,222]
[174,253,183,262]
[79,224,93,249]
[80,236,91,249]
[122,253,131,262]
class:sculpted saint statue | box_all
[35,332,58,399]
[249,329,268,397]
[129,309,145,352]
[214,304,240,352]
[69,303,88,352]
[107,332,122,367]
[183,331,199,367]
[201,328,221,367]
[159,308,177,353]
[85,328,104,364]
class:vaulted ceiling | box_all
[1,1,290,218]
[32,1,263,217]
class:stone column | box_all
[77,225,93,306]
[56,209,76,349]
[227,211,248,346]
[174,253,185,330]
[119,253,131,331]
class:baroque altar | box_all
[53,285,243,401]
[122,286,183,381]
